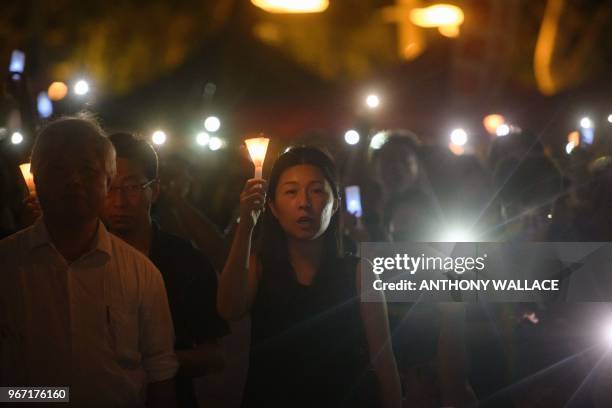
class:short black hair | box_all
[369,130,421,164]
[108,132,158,180]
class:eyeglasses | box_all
[108,179,156,198]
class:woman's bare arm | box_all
[217,179,265,320]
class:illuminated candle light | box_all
[245,137,270,179]
[19,163,35,194]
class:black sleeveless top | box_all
[242,255,378,407]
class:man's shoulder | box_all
[154,228,198,254]
[0,225,35,256]
[151,228,216,276]
[152,229,208,263]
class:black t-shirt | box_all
[149,224,229,408]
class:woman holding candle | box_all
[217,146,401,408]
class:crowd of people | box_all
[1,112,612,407]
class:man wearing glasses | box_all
[0,117,178,407]
[102,132,229,408]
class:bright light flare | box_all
[73,80,89,96]
[251,0,328,13]
[204,116,221,132]
[496,124,510,137]
[602,320,612,348]
[245,137,270,178]
[10,131,23,145]
[196,132,210,146]
[580,117,593,129]
[439,226,474,242]
[566,141,576,155]
[370,131,388,150]
[410,4,464,28]
[344,129,360,145]
[365,94,380,109]
[608,114,612,124]
[152,130,167,145]
[450,128,468,146]
[209,136,223,151]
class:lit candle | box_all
[19,163,35,194]
[245,137,270,179]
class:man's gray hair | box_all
[30,114,116,180]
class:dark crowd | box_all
[2,107,612,408]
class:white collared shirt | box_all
[0,218,178,407]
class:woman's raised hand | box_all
[239,178,267,230]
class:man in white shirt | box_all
[0,116,178,407]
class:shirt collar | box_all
[27,217,113,258]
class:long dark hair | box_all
[256,146,343,266]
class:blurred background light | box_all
[251,0,329,14]
[365,94,380,109]
[603,320,612,347]
[580,118,595,144]
[37,92,53,118]
[607,114,612,124]
[73,79,90,96]
[580,117,593,129]
[568,131,580,146]
[204,116,221,132]
[344,129,360,145]
[48,82,68,101]
[448,142,464,156]
[483,114,506,135]
[370,131,388,150]
[196,131,210,146]
[410,4,464,28]
[438,24,460,38]
[9,50,25,73]
[209,136,223,151]
[450,128,468,146]
[11,131,23,145]
[566,141,576,154]
[496,124,510,137]
[439,225,474,242]
[152,130,167,145]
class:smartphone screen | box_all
[9,50,25,73]
[581,128,594,145]
[345,185,362,218]
[37,92,53,118]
